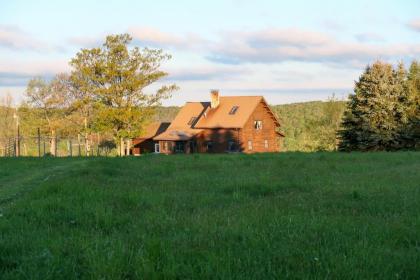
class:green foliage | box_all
[272,99,346,151]
[339,60,419,151]
[23,77,64,135]
[402,60,420,149]
[152,106,181,122]
[69,33,178,140]
[0,94,15,156]
[0,153,419,278]
[0,94,15,140]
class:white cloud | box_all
[65,26,417,69]
[68,27,208,51]
[0,59,69,86]
[0,25,51,51]
[207,27,419,67]
[128,26,208,51]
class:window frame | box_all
[264,139,269,149]
[187,116,197,125]
[227,140,237,152]
[254,120,263,130]
[229,106,239,115]
[175,141,185,153]
[248,140,253,150]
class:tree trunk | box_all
[126,139,131,156]
[120,137,125,156]
[84,117,90,156]
[50,129,56,156]
[77,133,81,156]
[85,132,90,156]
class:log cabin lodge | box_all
[131,90,284,154]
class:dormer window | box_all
[229,106,239,115]
[188,116,197,125]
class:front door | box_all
[154,143,160,153]
[189,141,195,153]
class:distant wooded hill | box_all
[152,100,347,152]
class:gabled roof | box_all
[153,102,208,141]
[194,96,280,128]
[151,95,281,141]
[134,122,171,141]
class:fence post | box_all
[69,139,73,157]
[78,134,81,156]
[85,134,89,157]
[55,136,58,157]
[16,124,20,157]
[37,128,41,157]
[97,133,100,156]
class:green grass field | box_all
[0,153,419,279]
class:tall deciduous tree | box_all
[24,75,70,155]
[69,33,178,155]
[0,93,15,156]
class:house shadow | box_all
[201,128,244,153]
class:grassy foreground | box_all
[0,153,419,279]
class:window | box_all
[188,116,197,125]
[175,141,185,153]
[228,140,237,152]
[206,141,213,152]
[154,143,160,153]
[264,139,269,149]
[248,140,253,150]
[229,106,239,115]
[254,120,263,130]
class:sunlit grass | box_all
[0,152,419,279]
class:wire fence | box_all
[0,134,118,157]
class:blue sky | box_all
[0,0,419,105]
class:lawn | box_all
[0,152,419,279]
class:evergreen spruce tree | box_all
[338,61,407,151]
[402,60,420,149]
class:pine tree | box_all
[402,60,420,149]
[338,61,407,151]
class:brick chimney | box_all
[210,89,220,108]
